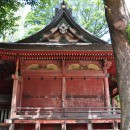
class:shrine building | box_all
[0,2,120,130]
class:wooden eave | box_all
[0,43,113,60]
[0,2,112,60]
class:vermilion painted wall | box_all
[20,60,105,108]
[66,78,104,107]
[22,78,62,107]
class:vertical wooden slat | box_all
[4,110,7,121]
[88,121,93,130]
[0,109,4,122]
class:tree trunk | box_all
[103,0,130,129]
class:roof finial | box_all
[63,0,65,4]
[61,0,66,9]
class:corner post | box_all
[10,59,19,119]
[103,60,111,108]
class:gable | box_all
[41,18,88,43]
[17,2,107,45]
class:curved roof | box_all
[0,1,112,55]
[17,1,108,45]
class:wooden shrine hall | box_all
[0,2,121,130]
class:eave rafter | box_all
[0,50,114,60]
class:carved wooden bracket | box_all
[12,74,19,80]
[104,60,112,70]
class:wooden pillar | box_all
[104,75,111,107]
[103,60,111,108]
[88,121,93,130]
[112,98,116,114]
[19,77,23,107]
[61,60,66,108]
[35,123,41,130]
[62,122,66,130]
[113,121,118,130]
[62,77,66,108]
[10,59,19,118]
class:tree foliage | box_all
[24,0,109,40]
[0,0,109,41]
[70,0,108,38]
[0,0,51,42]
[126,22,130,43]
[0,0,21,41]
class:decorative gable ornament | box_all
[59,23,68,34]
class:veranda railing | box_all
[14,107,121,119]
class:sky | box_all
[125,0,130,10]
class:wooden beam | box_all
[14,119,121,124]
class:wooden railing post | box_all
[62,121,66,130]
[88,121,93,130]
[35,123,40,130]
[9,123,15,130]
[88,108,92,119]
[113,121,118,130]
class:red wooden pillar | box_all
[61,60,66,108]
[10,59,19,118]
[103,60,111,108]
[104,74,111,107]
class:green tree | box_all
[0,0,51,42]
[104,0,130,129]
[0,0,21,41]
[69,0,108,38]
[23,0,61,38]
[24,0,109,40]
